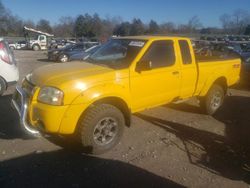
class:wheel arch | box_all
[82,96,131,128]
[213,77,228,94]
[200,76,228,96]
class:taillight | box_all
[0,42,11,64]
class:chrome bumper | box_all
[12,86,40,136]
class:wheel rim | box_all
[60,55,68,62]
[210,91,222,111]
[93,117,118,146]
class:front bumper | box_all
[48,53,59,61]
[12,85,73,135]
[11,86,40,135]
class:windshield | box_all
[33,35,39,40]
[87,39,146,69]
[61,44,74,50]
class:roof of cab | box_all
[114,35,190,41]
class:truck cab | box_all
[24,26,54,51]
[28,34,47,51]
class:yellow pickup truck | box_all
[12,36,241,154]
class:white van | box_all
[0,38,19,95]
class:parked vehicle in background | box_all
[49,39,76,49]
[48,42,99,62]
[12,36,241,154]
[69,45,101,61]
[9,40,27,50]
[226,43,250,62]
[24,26,54,51]
[228,43,250,85]
[67,38,77,44]
[0,38,19,96]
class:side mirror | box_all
[136,60,152,72]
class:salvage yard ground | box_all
[0,50,250,187]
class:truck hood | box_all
[30,61,129,105]
[30,62,116,87]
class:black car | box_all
[48,42,99,62]
[69,45,101,61]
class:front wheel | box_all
[200,84,225,115]
[59,54,68,63]
[78,104,125,154]
[32,45,40,51]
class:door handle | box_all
[172,71,179,75]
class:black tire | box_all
[200,84,225,115]
[59,54,68,63]
[32,45,40,51]
[0,77,7,96]
[78,103,125,154]
[10,46,15,50]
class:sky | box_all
[2,0,250,27]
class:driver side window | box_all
[141,40,175,69]
[39,36,45,41]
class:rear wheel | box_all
[200,84,225,115]
[78,103,125,154]
[0,77,7,96]
[9,46,15,50]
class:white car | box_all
[0,38,19,95]
[9,41,27,50]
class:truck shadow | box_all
[166,103,203,114]
[0,95,34,140]
[136,96,250,184]
[37,58,53,63]
[0,149,184,188]
[231,82,250,91]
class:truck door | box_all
[39,35,47,49]
[130,40,181,111]
[178,40,197,99]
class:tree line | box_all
[1,0,250,41]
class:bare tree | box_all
[36,19,53,33]
[220,9,250,34]
[159,22,176,34]
[232,9,250,34]
[53,16,75,37]
[187,16,203,33]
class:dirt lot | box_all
[0,50,250,187]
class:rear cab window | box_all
[179,40,192,65]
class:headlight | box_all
[53,51,59,54]
[38,87,64,106]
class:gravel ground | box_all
[0,50,250,188]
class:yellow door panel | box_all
[130,40,181,111]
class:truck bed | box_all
[194,56,241,96]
